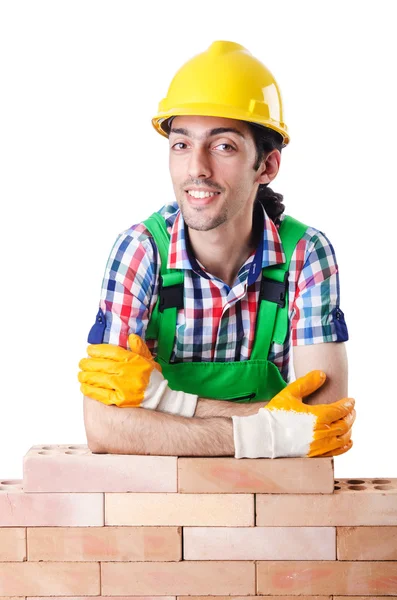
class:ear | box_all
[255,149,281,185]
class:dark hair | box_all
[246,122,285,224]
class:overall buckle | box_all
[259,271,289,308]
[158,275,184,313]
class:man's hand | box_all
[78,334,198,417]
[265,370,356,456]
[232,370,356,459]
[79,335,162,407]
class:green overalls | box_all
[143,212,308,403]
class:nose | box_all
[188,146,212,180]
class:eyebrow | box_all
[170,127,246,139]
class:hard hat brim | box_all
[152,103,290,147]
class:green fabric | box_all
[144,211,307,402]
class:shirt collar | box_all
[167,202,286,278]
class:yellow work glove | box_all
[78,334,198,417]
[232,370,356,459]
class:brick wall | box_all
[0,444,396,597]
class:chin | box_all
[184,213,228,232]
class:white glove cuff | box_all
[141,368,198,418]
[233,407,317,459]
[232,409,274,459]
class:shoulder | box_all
[279,213,337,266]
[110,201,180,260]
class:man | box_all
[79,41,355,459]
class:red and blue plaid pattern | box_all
[96,201,347,382]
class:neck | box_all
[187,207,261,288]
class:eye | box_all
[171,142,187,150]
[215,143,235,151]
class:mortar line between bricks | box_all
[25,526,27,562]
[253,492,256,526]
[181,524,184,561]
[182,527,186,560]
[335,523,338,561]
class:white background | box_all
[1,0,395,480]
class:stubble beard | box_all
[179,196,228,232]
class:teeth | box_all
[187,190,217,199]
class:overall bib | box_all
[143,212,308,403]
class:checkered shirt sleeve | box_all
[290,227,345,346]
[98,224,158,350]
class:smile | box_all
[187,190,221,199]
[185,190,221,206]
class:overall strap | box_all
[142,212,183,363]
[250,215,308,360]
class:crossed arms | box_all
[83,341,348,455]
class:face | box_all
[168,115,278,232]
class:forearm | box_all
[84,395,235,456]
[195,397,268,418]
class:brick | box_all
[106,493,254,526]
[0,481,103,526]
[256,478,397,526]
[23,444,177,492]
[0,527,26,560]
[257,561,397,595]
[28,597,175,600]
[178,457,334,493]
[183,526,336,560]
[337,526,397,560]
[178,597,331,600]
[27,526,181,561]
[0,562,99,596]
[101,561,255,595]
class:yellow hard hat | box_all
[152,40,289,147]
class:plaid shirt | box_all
[95,201,348,383]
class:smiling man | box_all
[79,41,355,460]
